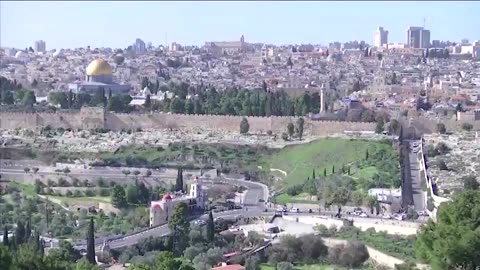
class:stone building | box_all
[149,176,206,227]
[68,58,131,95]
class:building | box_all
[134,38,146,54]
[373,27,389,48]
[204,35,247,57]
[34,40,46,54]
[150,176,206,227]
[68,59,131,95]
[406,27,430,48]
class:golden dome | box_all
[86,59,113,76]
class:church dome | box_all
[162,194,172,201]
[86,59,113,76]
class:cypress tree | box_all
[3,226,8,246]
[175,168,184,192]
[11,234,16,251]
[86,217,96,264]
[323,168,327,177]
[25,218,31,242]
[365,149,369,160]
[312,169,316,179]
[15,221,25,246]
[206,211,215,242]
[332,165,335,174]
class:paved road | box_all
[404,140,426,211]
[50,177,269,251]
[0,160,177,184]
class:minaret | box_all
[320,84,325,113]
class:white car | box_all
[382,214,392,219]
[194,220,206,226]
[359,213,369,218]
[290,207,300,213]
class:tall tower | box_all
[320,84,325,113]
[373,27,389,48]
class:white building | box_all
[373,27,389,48]
[34,40,46,54]
[150,176,206,227]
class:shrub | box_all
[276,262,294,270]
[328,241,369,268]
[462,122,473,131]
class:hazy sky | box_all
[1,1,479,49]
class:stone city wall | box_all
[0,108,376,135]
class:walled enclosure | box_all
[0,107,376,135]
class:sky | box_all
[1,1,479,50]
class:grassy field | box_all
[260,138,395,188]
[260,263,373,270]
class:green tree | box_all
[156,251,181,270]
[416,191,480,269]
[175,168,184,192]
[206,211,215,242]
[169,202,190,255]
[436,123,447,134]
[312,169,316,179]
[332,165,335,174]
[184,99,194,114]
[1,90,14,105]
[295,117,305,140]
[86,217,95,264]
[111,184,127,208]
[463,175,479,190]
[323,168,327,177]
[107,94,132,113]
[13,243,46,270]
[75,258,100,270]
[126,184,139,204]
[22,90,36,106]
[90,88,106,107]
[144,94,151,110]
[287,122,295,139]
[15,221,26,246]
[240,117,250,134]
[351,191,365,206]
[245,255,261,270]
[3,226,8,246]
[0,245,12,270]
[375,118,384,134]
[462,122,473,131]
[170,97,186,113]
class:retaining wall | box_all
[0,108,376,135]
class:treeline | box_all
[48,89,132,113]
[0,217,100,270]
[0,76,36,106]
[151,86,322,117]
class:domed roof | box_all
[53,50,64,58]
[15,51,25,58]
[162,194,172,201]
[86,59,112,76]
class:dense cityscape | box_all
[1,2,480,270]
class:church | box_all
[68,58,131,95]
[150,176,207,227]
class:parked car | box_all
[290,207,300,213]
[359,213,369,218]
[382,214,392,219]
[194,220,206,226]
